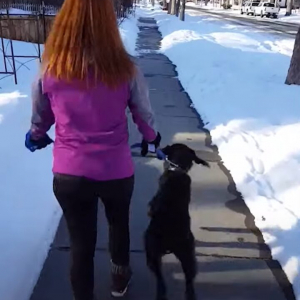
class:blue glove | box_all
[25,131,53,152]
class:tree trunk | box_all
[176,0,181,16]
[286,0,293,16]
[286,26,300,85]
[180,0,186,20]
[163,0,167,9]
[167,0,171,13]
[170,0,176,14]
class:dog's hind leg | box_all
[145,231,168,300]
[174,240,197,300]
[147,256,167,300]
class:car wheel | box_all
[273,14,278,18]
[241,10,244,14]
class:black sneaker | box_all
[111,263,132,297]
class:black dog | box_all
[144,144,209,300]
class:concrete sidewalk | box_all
[30,18,295,300]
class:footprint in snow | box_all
[252,157,265,174]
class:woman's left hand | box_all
[25,130,53,152]
[141,132,161,157]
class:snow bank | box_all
[0,14,139,300]
[119,16,139,56]
[0,41,61,300]
[139,6,300,299]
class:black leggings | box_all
[53,174,134,300]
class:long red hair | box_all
[42,0,135,87]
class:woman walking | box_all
[25,0,160,299]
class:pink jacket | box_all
[30,66,157,181]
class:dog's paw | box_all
[156,297,168,300]
[185,288,196,300]
[156,291,168,300]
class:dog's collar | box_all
[165,157,180,171]
[156,149,184,172]
[165,157,188,173]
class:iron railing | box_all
[0,0,135,17]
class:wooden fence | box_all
[0,14,54,43]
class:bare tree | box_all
[286,0,293,16]
[286,26,300,85]
[175,0,180,16]
[170,0,176,14]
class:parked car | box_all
[254,2,280,18]
[241,1,260,15]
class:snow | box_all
[138,5,300,299]
[0,16,138,300]
[0,8,33,15]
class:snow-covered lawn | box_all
[138,5,300,299]
[278,9,300,24]
[187,2,241,14]
[0,16,138,300]
[186,2,300,25]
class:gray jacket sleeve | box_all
[128,66,157,142]
[30,78,55,140]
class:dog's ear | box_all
[192,151,210,167]
[162,145,171,156]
